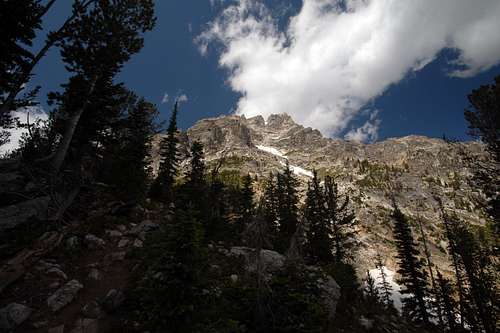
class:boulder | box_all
[228,247,285,273]
[70,318,99,333]
[47,280,83,312]
[84,234,106,250]
[103,289,125,312]
[87,268,102,281]
[66,236,80,250]
[48,325,65,333]
[0,196,50,233]
[0,303,32,331]
[82,301,103,319]
[129,220,159,235]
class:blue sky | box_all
[28,0,500,142]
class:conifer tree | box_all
[100,92,158,201]
[391,204,430,324]
[151,102,179,202]
[139,204,206,332]
[262,172,279,243]
[365,270,380,305]
[276,161,300,252]
[447,217,496,333]
[436,270,458,332]
[304,170,332,264]
[375,254,394,308]
[324,175,356,264]
[49,0,155,173]
[0,0,44,144]
[238,173,255,234]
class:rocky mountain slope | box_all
[152,113,487,280]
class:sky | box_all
[18,0,500,144]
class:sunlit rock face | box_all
[151,113,487,277]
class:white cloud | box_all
[197,0,500,137]
[345,110,381,143]
[177,94,189,103]
[161,93,170,104]
[0,106,49,155]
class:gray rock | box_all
[103,289,125,312]
[129,220,159,235]
[46,267,68,280]
[105,229,123,238]
[47,280,84,312]
[0,303,32,331]
[230,274,238,283]
[84,234,106,250]
[133,239,143,248]
[82,301,103,319]
[48,325,65,333]
[87,268,102,281]
[229,246,285,273]
[106,251,126,262]
[0,196,50,233]
[70,318,99,333]
[66,236,80,250]
[118,239,129,248]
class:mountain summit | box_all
[152,113,485,276]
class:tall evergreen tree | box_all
[436,270,459,332]
[238,173,255,234]
[49,0,155,173]
[151,102,180,202]
[262,172,279,244]
[364,270,380,305]
[324,175,356,264]
[464,75,500,236]
[375,254,394,309]
[391,204,431,324]
[0,0,44,144]
[304,170,332,264]
[99,92,158,201]
[447,217,496,333]
[276,161,300,252]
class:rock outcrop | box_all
[151,113,487,276]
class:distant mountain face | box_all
[151,113,487,277]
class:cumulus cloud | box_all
[161,93,170,104]
[0,106,48,155]
[345,110,381,143]
[197,0,500,137]
[177,94,189,103]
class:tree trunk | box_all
[51,77,97,174]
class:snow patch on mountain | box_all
[279,161,314,178]
[256,145,287,158]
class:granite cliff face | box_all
[151,113,487,278]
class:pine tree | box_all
[365,270,380,305]
[100,92,158,201]
[238,173,255,234]
[436,270,458,332]
[262,172,279,244]
[49,0,155,173]
[151,102,180,202]
[447,217,496,333]
[139,204,206,332]
[276,161,300,252]
[391,204,430,324]
[324,175,356,264]
[464,75,500,236]
[304,170,333,264]
[0,0,44,144]
[375,254,394,309]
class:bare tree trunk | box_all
[50,77,97,174]
[0,0,96,116]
